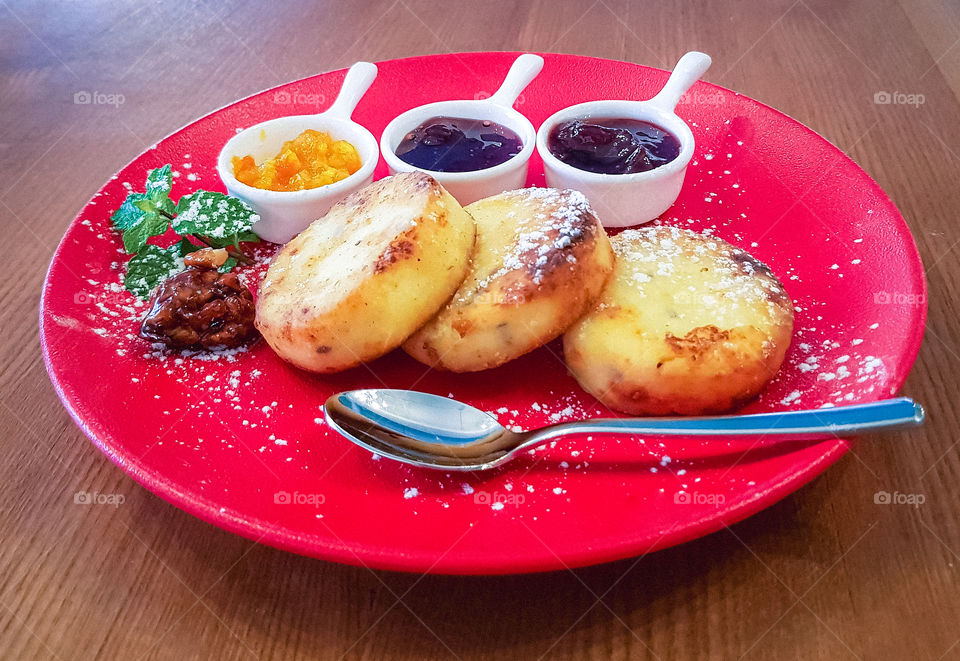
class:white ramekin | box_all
[536,52,712,228]
[380,53,543,206]
[217,62,379,244]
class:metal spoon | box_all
[323,389,925,471]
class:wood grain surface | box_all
[3,0,959,658]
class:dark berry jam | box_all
[394,116,523,172]
[548,118,681,175]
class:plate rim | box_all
[40,51,928,574]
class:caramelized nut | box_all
[184,247,229,268]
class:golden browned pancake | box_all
[563,226,794,415]
[256,172,476,373]
[403,188,614,372]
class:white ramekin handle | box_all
[487,53,544,108]
[648,51,712,113]
[324,61,378,120]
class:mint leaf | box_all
[173,191,259,242]
[124,243,185,299]
[111,168,177,254]
[121,211,168,254]
[154,193,176,217]
[145,165,176,215]
[133,198,158,214]
[145,164,172,198]
[176,237,202,256]
[110,192,151,230]
[235,230,260,244]
[218,256,238,273]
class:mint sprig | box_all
[109,165,260,298]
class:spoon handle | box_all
[534,398,924,442]
[324,61,378,119]
[648,51,712,113]
[488,53,544,108]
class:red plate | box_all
[41,53,926,574]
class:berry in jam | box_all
[394,116,523,172]
[547,118,681,175]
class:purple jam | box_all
[548,118,681,175]
[394,116,523,172]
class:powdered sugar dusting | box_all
[467,188,596,296]
[612,225,791,330]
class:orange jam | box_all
[232,129,362,191]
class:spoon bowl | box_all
[324,389,926,471]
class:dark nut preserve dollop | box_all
[139,267,258,350]
[548,118,681,175]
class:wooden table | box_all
[3,0,959,658]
